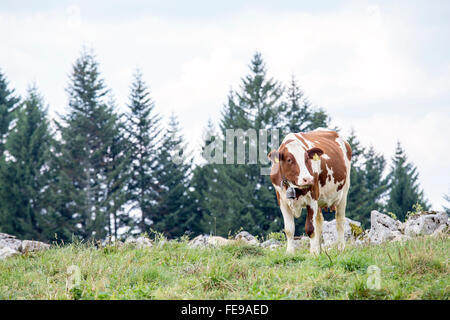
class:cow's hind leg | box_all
[280,202,296,254]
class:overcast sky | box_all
[1,0,449,210]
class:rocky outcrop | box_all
[0,247,20,260]
[235,231,259,245]
[322,218,362,247]
[0,233,23,252]
[260,238,282,249]
[367,210,403,244]
[124,236,153,249]
[404,211,449,237]
[0,233,50,260]
[21,240,51,253]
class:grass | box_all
[0,235,448,300]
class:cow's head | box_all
[268,140,323,189]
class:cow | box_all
[268,129,352,255]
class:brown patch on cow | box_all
[275,190,280,205]
[277,143,300,185]
[301,131,348,188]
[295,187,310,198]
[305,206,314,237]
[311,172,320,200]
[294,133,308,148]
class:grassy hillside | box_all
[0,234,448,300]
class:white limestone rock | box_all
[367,210,402,244]
[0,233,22,252]
[321,217,362,247]
[235,231,259,245]
[0,247,20,260]
[188,234,211,248]
[125,236,153,249]
[21,240,50,253]
[404,211,449,237]
[260,238,282,249]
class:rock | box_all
[260,238,282,249]
[0,247,20,260]
[368,210,402,244]
[21,240,50,253]
[431,224,448,238]
[0,233,23,252]
[188,235,211,248]
[404,211,449,237]
[321,217,362,247]
[391,234,411,243]
[235,231,259,245]
[188,235,233,248]
[125,236,152,249]
[207,236,233,246]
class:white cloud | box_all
[0,4,449,209]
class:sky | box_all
[1,0,449,210]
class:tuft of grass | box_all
[221,243,264,258]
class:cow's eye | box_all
[287,158,292,164]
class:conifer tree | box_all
[54,49,120,240]
[152,114,192,237]
[124,70,162,235]
[281,76,328,134]
[345,130,369,225]
[363,146,388,213]
[386,142,429,221]
[0,70,20,156]
[0,86,53,240]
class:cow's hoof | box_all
[309,246,321,256]
[337,241,345,252]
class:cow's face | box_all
[268,141,323,188]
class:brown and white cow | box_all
[268,129,352,254]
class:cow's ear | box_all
[307,147,324,159]
[268,150,280,163]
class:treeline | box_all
[0,50,438,242]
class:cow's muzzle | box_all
[286,187,296,199]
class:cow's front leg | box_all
[280,201,296,254]
[308,201,323,255]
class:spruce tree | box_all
[0,86,53,240]
[345,130,369,225]
[152,114,192,237]
[103,96,130,240]
[188,120,222,236]
[281,76,328,134]
[0,70,20,156]
[363,146,388,213]
[386,142,429,221]
[125,70,162,235]
[54,49,120,240]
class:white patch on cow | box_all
[322,153,330,160]
[285,141,313,186]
